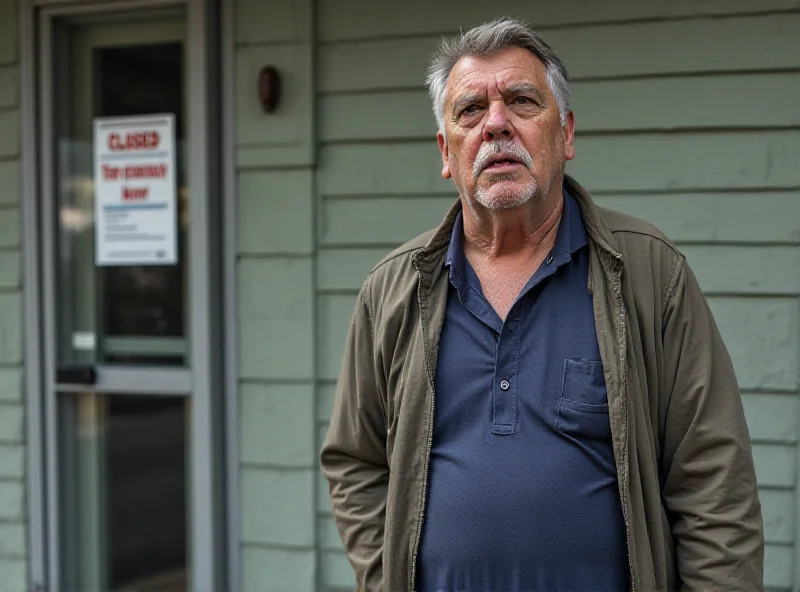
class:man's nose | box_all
[482,103,514,142]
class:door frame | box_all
[19,0,230,590]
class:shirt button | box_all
[546,254,554,265]
[500,380,510,391]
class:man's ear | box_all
[563,111,576,161]
[437,131,451,179]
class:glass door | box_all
[36,3,224,591]
[58,391,189,591]
[54,15,189,592]
[59,20,190,368]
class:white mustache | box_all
[473,140,534,178]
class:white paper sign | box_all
[94,114,178,266]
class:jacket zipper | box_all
[614,275,636,592]
[410,269,436,592]
[409,379,435,592]
[622,488,635,592]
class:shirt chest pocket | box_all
[554,358,611,441]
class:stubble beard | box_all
[473,175,538,211]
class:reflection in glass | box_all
[59,393,188,591]
[96,44,187,341]
[55,25,188,366]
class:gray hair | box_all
[425,17,572,133]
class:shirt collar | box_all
[444,209,468,295]
[445,185,588,287]
[551,184,589,266]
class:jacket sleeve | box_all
[660,257,764,591]
[320,278,388,591]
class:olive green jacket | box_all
[320,175,764,592]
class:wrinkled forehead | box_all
[445,48,548,103]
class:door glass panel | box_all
[55,18,188,367]
[51,14,192,592]
[59,392,189,591]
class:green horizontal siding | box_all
[320,73,800,141]
[236,0,800,588]
[235,0,319,586]
[0,111,18,157]
[238,170,314,255]
[239,383,316,467]
[242,546,316,591]
[320,193,800,246]
[318,13,800,92]
[311,4,800,591]
[318,132,800,197]
[0,67,18,109]
[238,258,315,380]
[236,0,312,45]
[0,2,26,590]
[316,0,800,41]
[0,0,16,67]
[241,467,316,547]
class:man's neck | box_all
[461,190,564,264]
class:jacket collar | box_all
[412,174,624,274]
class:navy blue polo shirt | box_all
[416,188,629,592]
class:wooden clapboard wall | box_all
[312,3,800,590]
[0,0,28,587]
[233,0,800,589]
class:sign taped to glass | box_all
[94,114,178,266]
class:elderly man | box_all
[320,16,763,592]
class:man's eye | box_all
[513,96,534,105]
[461,105,479,115]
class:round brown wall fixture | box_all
[258,66,281,113]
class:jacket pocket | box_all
[554,358,611,441]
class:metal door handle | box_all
[56,364,97,385]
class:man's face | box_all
[437,47,575,211]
